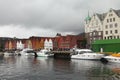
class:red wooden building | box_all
[53,33,86,50]
[29,36,54,50]
[4,33,86,51]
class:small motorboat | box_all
[37,49,53,57]
[20,48,35,56]
[103,53,120,63]
[4,51,15,56]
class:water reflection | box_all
[105,63,120,80]
[0,56,120,80]
[35,57,53,70]
[71,59,120,80]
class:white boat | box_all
[37,49,53,57]
[20,48,35,56]
[4,51,15,56]
[71,49,104,60]
[103,53,120,63]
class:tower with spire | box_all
[84,11,91,33]
[85,11,91,24]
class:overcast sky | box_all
[0,0,120,38]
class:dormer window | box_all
[109,9,112,12]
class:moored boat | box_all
[71,49,104,60]
[4,51,15,56]
[103,53,120,63]
[20,48,35,56]
[37,49,53,57]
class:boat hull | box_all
[71,54,104,60]
[20,52,35,56]
[37,52,53,57]
[104,56,120,63]
[20,48,35,56]
[4,52,15,56]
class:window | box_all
[110,18,112,22]
[115,23,118,27]
[113,18,115,21]
[104,37,106,39]
[107,19,109,22]
[115,30,118,33]
[105,25,108,29]
[105,31,108,34]
[114,36,116,39]
[117,36,119,39]
[110,30,112,34]
[109,9,112,12]
[109,14,113,16]
[110,24,113,28]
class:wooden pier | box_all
[50,51,73,59]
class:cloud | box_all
[0,0,120,38]
[0,24,58,38]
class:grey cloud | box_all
[0,0,120,35]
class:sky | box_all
[0,0,120,38]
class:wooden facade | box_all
[53,33,86,50]
[3,33,86,51]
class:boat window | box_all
[46,52,49,54]
[75,51,78,54]
[26,50,34,53]
[79,51,93,54]
[45,52,48,54]
[86,51,93,53]
[79,51,86,54]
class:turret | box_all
[85,11,91,24]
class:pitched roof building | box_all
[84,8,120,48]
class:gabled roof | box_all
[113,9,120,17]
[96,13,107,21]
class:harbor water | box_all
[0,55,120,80]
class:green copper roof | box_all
[92,39,120,44]
[85,16,91,21]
